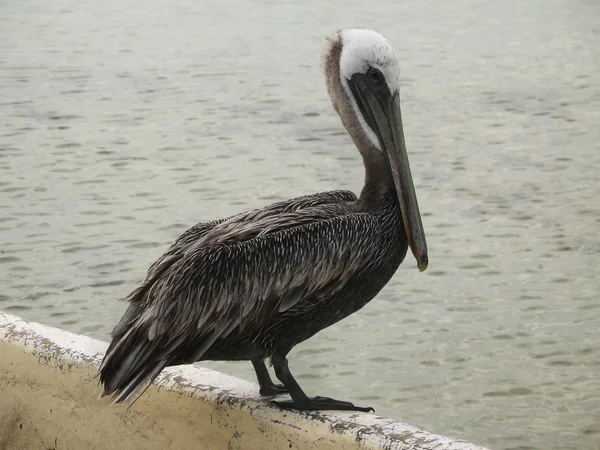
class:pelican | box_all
[99,28,428,412]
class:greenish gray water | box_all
[1,0,599,448]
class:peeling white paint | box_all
[0,312,489,450]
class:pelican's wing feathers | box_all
[99,190,387,403]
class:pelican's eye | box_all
[367,67,384,84]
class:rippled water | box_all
[2,0,599,448]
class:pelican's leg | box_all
[270,353,374,413]
[251,359,288,396]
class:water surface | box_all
[1,0,599,448]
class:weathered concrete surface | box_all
[0,312,489,450]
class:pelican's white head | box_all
[324,29,402,150]
[338,29,401,94]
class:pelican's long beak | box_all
[349,75,428,271]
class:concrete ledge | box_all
[0,312,489,450]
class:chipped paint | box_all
[0,312,489,450]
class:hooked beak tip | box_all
[417,254,428,272]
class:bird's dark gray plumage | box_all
[99,28,428,412]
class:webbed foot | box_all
[272,396,374,412]
[259,383,288,396]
